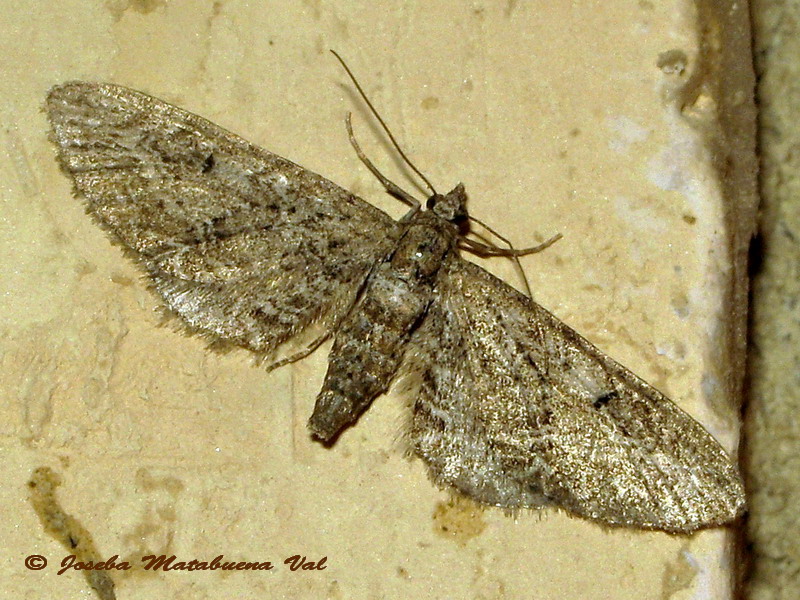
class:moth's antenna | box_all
[330,49,438,196]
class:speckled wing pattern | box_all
[409,258,744,532]
[46,82,402,355]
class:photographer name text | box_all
[53,553,327,574]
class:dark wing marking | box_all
[408,257,745,532]
[47,82,402,354]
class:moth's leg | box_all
[399,202,423,224]
[263,331,334,372]
[459,233,562,257]
[507,233,563,256]
[456,231,559,299]
[345,114,421,210]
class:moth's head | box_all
[426,183,468,226]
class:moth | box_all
[45,64,745,533]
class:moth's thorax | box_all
[391,210,458,281]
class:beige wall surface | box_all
[1,2,755,599]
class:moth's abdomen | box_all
[309,215,456,441]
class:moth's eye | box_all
[426,196,437,210]
[454,214,469,235]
